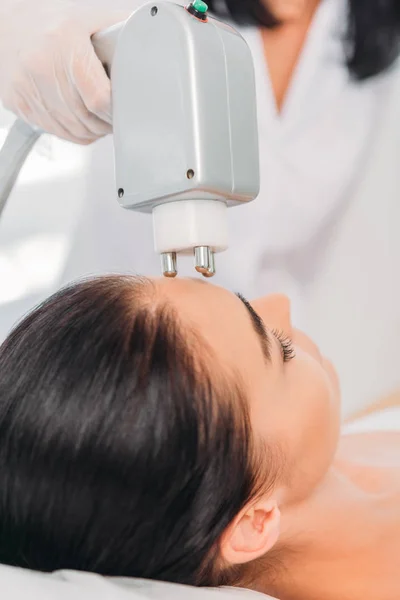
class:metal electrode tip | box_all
[203,250,215,277]
[161,252,178,277]
[194,246,216,277]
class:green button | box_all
[192,0,208,13]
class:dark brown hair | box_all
[0,276,277,585]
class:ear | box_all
[220,498,281,565]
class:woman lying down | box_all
[0,275,398,600]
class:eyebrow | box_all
[235,293,272,364]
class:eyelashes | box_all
[272,329,296,363]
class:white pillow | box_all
[1,564,276,600]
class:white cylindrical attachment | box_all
[152,199,228,254]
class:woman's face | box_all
[157,277,340,503]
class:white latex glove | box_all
[0,0,132,144]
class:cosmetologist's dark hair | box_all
[0,275,276,585]
[208,0,400,80]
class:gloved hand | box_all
[0,0,131,144]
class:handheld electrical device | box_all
[0,1,259,277]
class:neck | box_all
[260,0,321,111]
[246,466,373,600]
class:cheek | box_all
[284,353,341,491]
[248,347,341,500]
[322,356,340,399]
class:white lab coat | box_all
[60,0,400,418]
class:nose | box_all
[251,294,292,335]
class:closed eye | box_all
[272,329,296,363]
[235,293,295,365]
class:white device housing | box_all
[93,2,259,272]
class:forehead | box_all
[155,277,235,309]
[154,277,240,332]
[154,277,265,377]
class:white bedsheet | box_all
[1,567,271,600]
